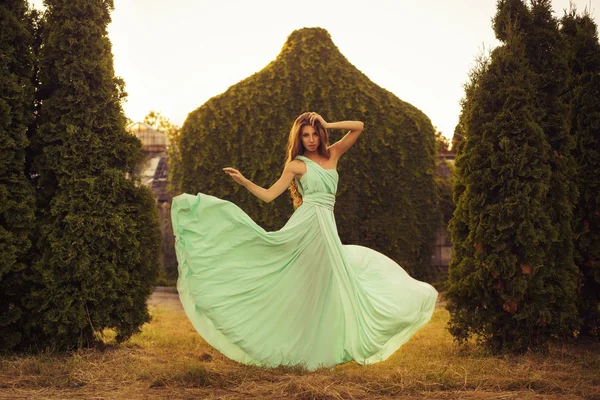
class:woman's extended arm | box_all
[310,112,364,158]
[223,160,304,203]
[324,120,364,131]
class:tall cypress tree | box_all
[520,0,580,338]
[562,10,600,338]
[446,24,558,351]
[0,0,37,351]
[24,0,161,350]
[447,0,585,352]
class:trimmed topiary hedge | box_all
[173,27,440,278]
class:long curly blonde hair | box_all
[285,112,331,209]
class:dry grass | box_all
[0,292,598,400]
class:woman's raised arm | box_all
[223,160,305,203]
[310,112,364,158]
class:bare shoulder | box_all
[285,159,307,177]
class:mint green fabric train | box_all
[171,155,438,370]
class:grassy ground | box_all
[0,292,599,400]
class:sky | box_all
[28,0,598,140]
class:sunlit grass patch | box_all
[0,296,598,399]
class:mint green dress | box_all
[171,155,438,370]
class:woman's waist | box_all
[302,192,336,210]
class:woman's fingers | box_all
[223,167,239,175]
[309,112,322,126]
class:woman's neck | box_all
[303,149,328,160]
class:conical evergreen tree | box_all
[447,0,584,352]
[519,0,580,339]
[0,0,37,351]
[176,28,439,278]
[493,0,531,42]
[23,0,161,350]
[562,9,600,338]
[446,26,558,351]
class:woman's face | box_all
[301,124,319,152]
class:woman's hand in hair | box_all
[223,167,247,185]
[309,112,328,128]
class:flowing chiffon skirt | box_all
[171,155,438,370]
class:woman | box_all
[171,112,438,370]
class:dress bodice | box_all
[294,155,338,195]
[294,155,339,210]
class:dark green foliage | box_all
[174,28,439,278]
[21,0,161,350]
[493,0,531,41]
[0,0,37,350]
[24,7,43,184]
[447,28,562,352]
[562,10,600,338]
[521,0,580,338]
[447,0,582,352]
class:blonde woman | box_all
[172,112,438,370]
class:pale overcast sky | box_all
[28,0,598,140]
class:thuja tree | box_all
[562,10,600,338]
[446,30,558,352]
[175,28,439,278]
[519,0,580,338]
[24,0,161,350]
[0,0,36,350]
